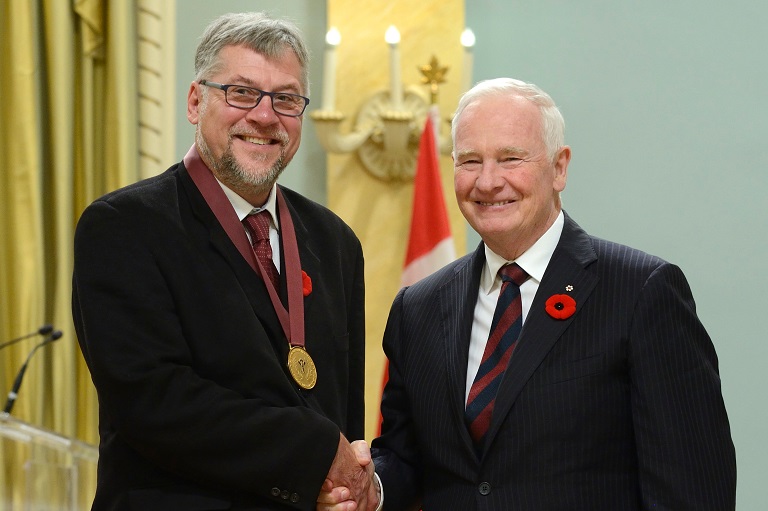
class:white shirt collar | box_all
[217,180,280,231]
[481,210,564,293]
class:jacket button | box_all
[281,490,290,500]
[478,482,492,495]
[270,487,280,497]
[290,493,300,503]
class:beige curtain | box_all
[1,0,139,505]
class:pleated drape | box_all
[1,0,140,506]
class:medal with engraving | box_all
[287,346,317,389]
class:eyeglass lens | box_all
[226,86,306,115]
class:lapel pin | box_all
[546,293,577,320]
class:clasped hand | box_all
[317,435,379,511]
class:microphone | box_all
[0,324,54,351]
[3,329,63,414]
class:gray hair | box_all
[194,12,311,96]
[451,78,565,161]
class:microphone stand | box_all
[3,330,63,414]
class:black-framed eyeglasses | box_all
[199,80,310,117]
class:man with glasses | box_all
[73,12,376,511]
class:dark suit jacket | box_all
[371,213,735,510]
[72,160,365,511]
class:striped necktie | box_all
[465,263,529,451]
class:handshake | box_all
[317,434,382,511]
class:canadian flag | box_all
[399,107,456,287]
[378,107,456,434]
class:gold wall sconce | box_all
[311,26,475,182]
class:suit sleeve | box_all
[371,288,423,511]
[72,199,339,509]
[345,234,366,440]
[628,263,736,510]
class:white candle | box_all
[385,25,403,110]
[322,27,341,111]
[460,28,476,93]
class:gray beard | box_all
[197,129,287,197]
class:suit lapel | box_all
[482,214,599,453]
[279,188,321,318]
[275,189,333,414]
[178,164,286,350]
[179,167,331,414]
[441,243,486,456]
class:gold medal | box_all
[287,346,317,389]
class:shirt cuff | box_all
[373,472,384,511]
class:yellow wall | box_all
[324,0,467,440]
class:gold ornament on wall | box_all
[419,55,449,105]
[311,26,470,182]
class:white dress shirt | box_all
[465,211,565,403]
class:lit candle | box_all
[385,25,403,110]
[460,28,476,93]
[322,27,341,111]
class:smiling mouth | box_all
[240,135,276,145]
[477,200,513,206]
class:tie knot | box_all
[499,263,529,287]
[244,211,271,242]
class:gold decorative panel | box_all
[324,0,467,440]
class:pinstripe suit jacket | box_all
[371,213,735,511]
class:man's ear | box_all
[187,82,202,125]
[553,145,571,192]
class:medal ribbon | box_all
[184,145,305,349]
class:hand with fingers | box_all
[317,438,380,511]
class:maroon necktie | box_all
[243,211,279,289]
[465,263,529,450]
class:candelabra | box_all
[311,26,475,182]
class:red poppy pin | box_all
[545,293,576,320]
[301,270,312,297]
